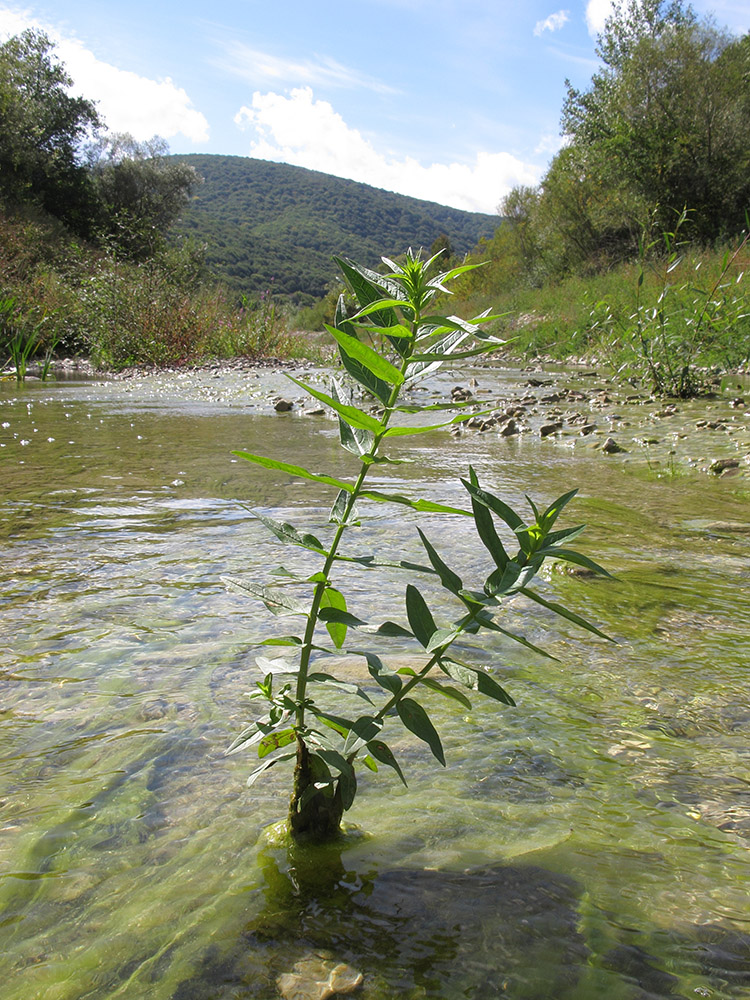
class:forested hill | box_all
[172,154,498,301]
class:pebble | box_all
[274,398,294,412]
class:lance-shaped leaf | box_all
[367,739,407,786]
[329,489,351,525]
[315,748,358,810]
[363,620,414,638]
[360,490,471,517]
[333,295,392,405]
[253,512,327,554]
[396,698,445,765]
[519,587,614,641]
[535,547,613,578]
[439,658,516,706]
[331,378,375,458]
[405,584,438,648]
[343,715,383,754]
[404,329,470,383]
[397,668,473,709]
[223,576,308,616]
[474,611,560,661]
[258,727,297,759]
[417,528,463,595]
[353,649,403,695]
[385,410,487,437]
[541,488,579,530]
[462,476,525,533]
[286,375,384,434]
[319,587,348,648]
[233,451,353,493]
[325,323,405,387]
[317,606,367,627]
[484,560,535,597]
[246,751,296,787]
[308,672,374,703]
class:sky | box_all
[0,0,747,214]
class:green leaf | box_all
[440,658,515,706]
[253,512,327,554]
[383,412,478,437]
[333,295,392,405]
[396,698,445,765]
[367,620,413,638]
[329,489,351,525]
[541,489,579,530]
[331,378,376,458]
[536,548,613,578]
[285,375,384,434]
[405,584,437,648]
[320,587,348,648]
[259,635,303,647]
[223,576,308,616]
[258,727,297,758]
[343,715,383,753]
[246,751,296,787]
[325,323,405,386]
[307,672,374,703]
[317,606,367,627]
[367,739,407,786]
[474,612,560,661]
[465,474,509,571]
[398,669,473,709]
[520,587,614,641]
[461,477,525,532]
[233,451,353,493]
[315,748,358,810]
[417,528,463,595]
[354,650,403,694]
[360,490,470,517]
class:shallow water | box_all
[1,365,749,999]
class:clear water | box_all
[1,366,749,999]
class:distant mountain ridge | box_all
[172,154,498,302]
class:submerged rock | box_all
[277,953,363,1000]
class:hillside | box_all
[172,154,498,302]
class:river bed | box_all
[1,361,749,999]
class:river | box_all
[1,362,749,999]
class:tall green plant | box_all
[226,250,610,843]
[591,211,750,396]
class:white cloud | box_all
[585,0,615,36]
[221,42,398,95]
[534,10,570,36]
[0,6,209,142]
[234,87,542,214]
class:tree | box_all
[562,0,750,240]
[88,134,201,259]
[0,29,100,234]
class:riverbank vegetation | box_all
[446,0,750,393]
[0,30,295,374]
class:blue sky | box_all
[1,0,747,213]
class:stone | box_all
[277,953,363,1000]
[274,398,294,412]
[709,457,740,475]
[499,418,519,436]
[540,421,563,437]
[602,437,627,454]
